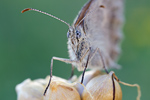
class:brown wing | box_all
[73,0,124,68]
[74,0,94,27]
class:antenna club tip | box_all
[100,5,105,8]
[21,8,32,13]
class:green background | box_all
[0,0,150,99]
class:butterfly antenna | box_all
[22,8,71,28]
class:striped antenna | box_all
[22,8,71,28]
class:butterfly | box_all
[22,0,123,95]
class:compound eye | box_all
[76,30,81,39]
[67,31,70,38]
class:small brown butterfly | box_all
[22,0,123,95]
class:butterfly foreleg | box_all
[43,56,77,96]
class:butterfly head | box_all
[67,26,89,61]
[67,26,86,45]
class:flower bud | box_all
[76,70,102,95]
[43,76,81,100]
[16,76,81,100]
[82,71,122,100]
[16,78,47,100]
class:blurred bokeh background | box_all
[0,0,150,99]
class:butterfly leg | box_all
[68,65,75,80]
[97,48,109,74]
[43,57,77,96]
[44,48,91,95]
[80,47,92,84]
[89,48,109,74]
[81,52,91,83]
[80,47,109,84]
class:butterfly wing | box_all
[73,0,124,69]
[74,0,94,27]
